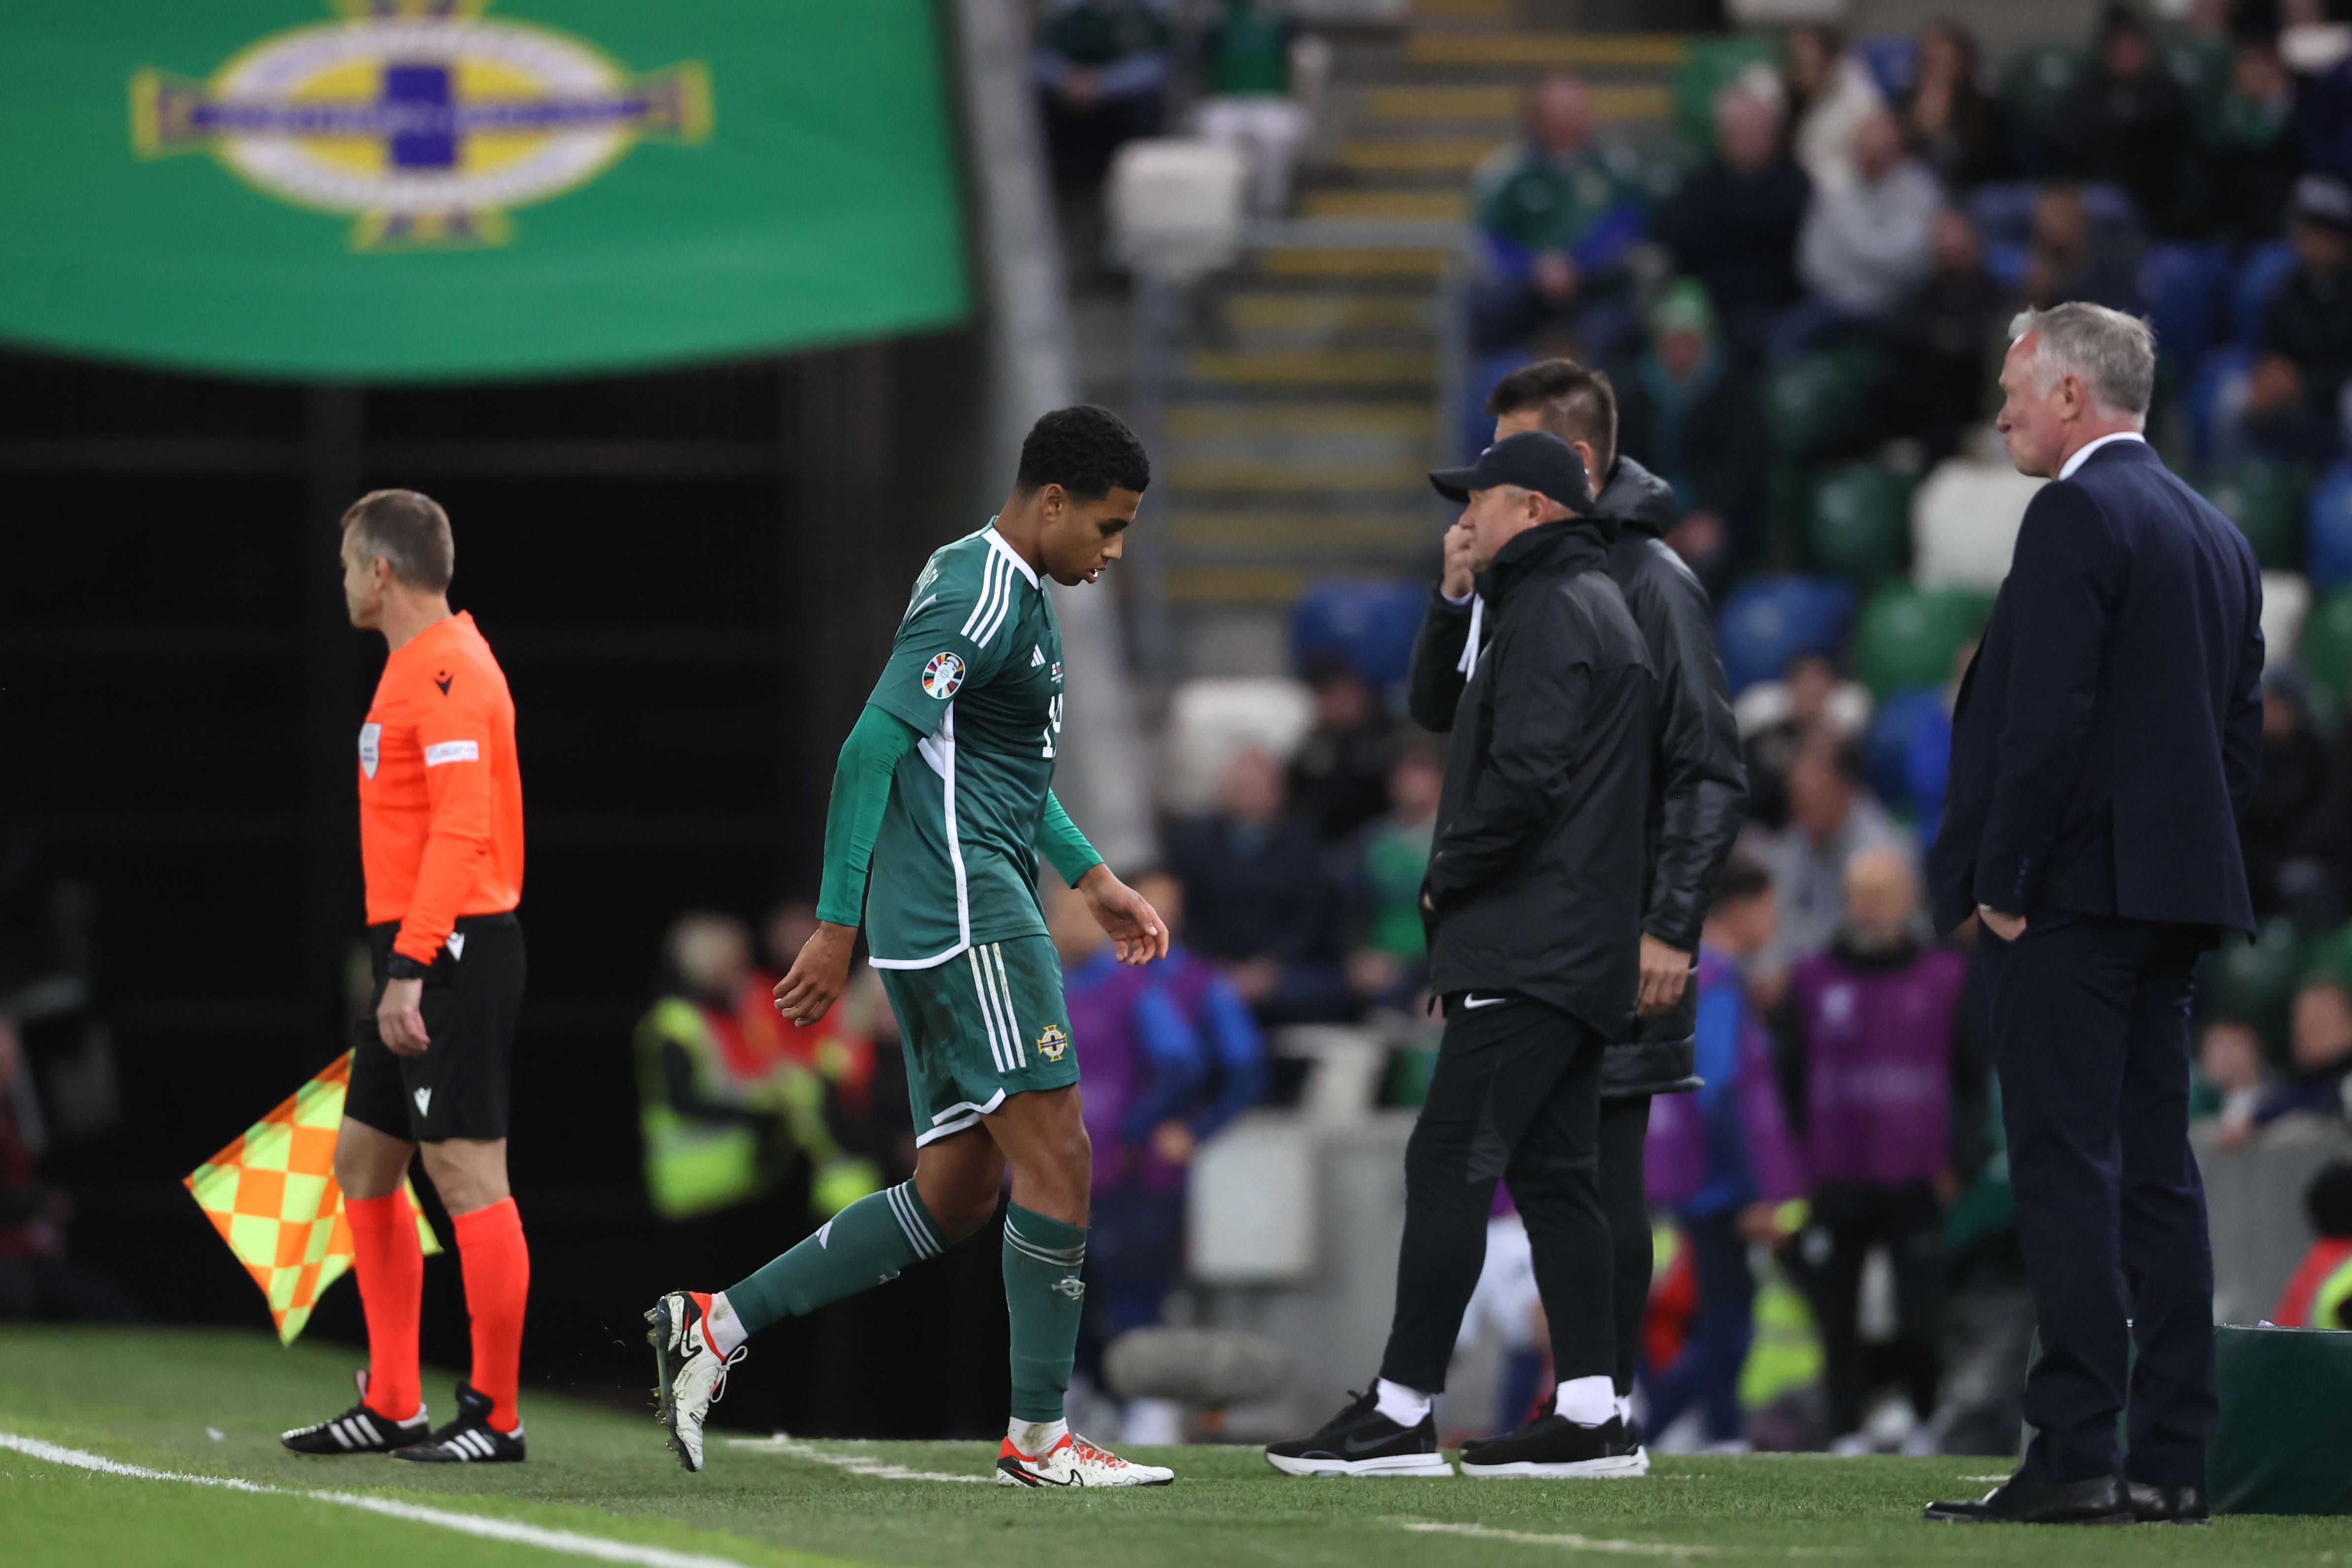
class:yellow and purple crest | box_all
[131,0,710,249]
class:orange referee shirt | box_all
[359,611,523,967]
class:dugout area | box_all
[4,1326,2350,1568]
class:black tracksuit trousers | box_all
[1379,992,1614,1393]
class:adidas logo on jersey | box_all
[1030,646,1045,667]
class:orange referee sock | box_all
[451,1197,530,1432]
[346,1190,423,1423]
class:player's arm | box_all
[775,702,924,1029]
[1040,790,1168,966]
[379,690,497,1056]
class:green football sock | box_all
[1002,1203,1088,1424]
[723,1181,945,1334]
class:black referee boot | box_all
[1265,1386,1453,1477]
[1459,1412,1646,1478]
[281,1370,429,1457]
[389,1382,527,1464]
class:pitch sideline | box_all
[0,1429,805,1568]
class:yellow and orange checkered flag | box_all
[184,1052,439,1343]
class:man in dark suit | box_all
[1926,303,2265,1526]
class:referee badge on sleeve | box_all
[921,651,966,699]
[358,722,381,779]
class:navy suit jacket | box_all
[1928,438,2265,937]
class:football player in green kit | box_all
[646,405,1176,1487]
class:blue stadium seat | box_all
[1459,349,1526,465]
[2310,462,2352,594]
[1291,577,1429,693]
[1863,686,1948,811]
[2186,344,2252,471]
[2231,240,2298,346]
[1856,35,1919,104]
[1715,574,1856,695]
[2140,242,2231,365]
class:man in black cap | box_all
[1266,432,1656,1478]
[2246,173,2352,462]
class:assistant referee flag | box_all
[184,1053,440,1343]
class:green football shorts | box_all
[875,934,1078,1147]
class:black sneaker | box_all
[389,1382,527,1464]
[1265,1386,1453,1477]
[1459,1413,1647,1478]
[281,1370,429,1457]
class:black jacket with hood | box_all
[1418,513,1655,1040]
[1411,456,1747,1093]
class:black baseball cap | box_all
[1428,430,1596,514]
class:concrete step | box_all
[1183,348,1436,387]
[1165,509,1437,553]
[1260,248,1450,280]
[1357,82,1669,124]
[1331,136,1504,176]
[1166,400,1433,438]
[1167,565,1318,605]
[1166,457,1432,491]
[1219,292,1433,335]
[1406,30,1691,67]
[1299,188,1468,220]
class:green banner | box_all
[0,1,969,380]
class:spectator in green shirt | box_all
[1345,735,1447,1012]
[1035,0,1173,196]
[1192,0,1318,215]
[1468,73,1647,359]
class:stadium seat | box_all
[1912,457,2047,592]
[2308,924,2352,997]
[1855,36,1919,105]
[1106,138,1247,281]
[1715,575,1856,695]
[1672,34,1779,150]
[2264,570,2313,674]
[2140,242,2232,367]
[1290,576,1427,693]
[1862,686,1947,812]
[2186,344,2253,472]
[2308,462,2352,592]
[1806,462,1913,585]
[2231,240,2298,347]
[1851,582,1993,698]
[2300,583,2352,711]
[2200,458,2311,570]
[1161,677,1316,816]
[1765,344,1882,462]
[2199,915,2311,1058]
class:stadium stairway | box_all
[1150,0,1687,672]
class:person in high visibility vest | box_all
[635,913,877,1225]
[2275,1161,2352,1330]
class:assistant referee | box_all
[280,490,532,1465]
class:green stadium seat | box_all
[1765,344,1882,462]
[2304,923,2352,997]
[1673,34,1780,151]
[2200,916,2311,1063]
[1806,463,1914,585]
[2200,458,2311,571]
[1851,583,1992,697]
[2299,583,2352,712]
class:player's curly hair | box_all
[1016,404,1150,500]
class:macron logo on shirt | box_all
[423,740,479,767]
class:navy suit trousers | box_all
[1982,911,2218,1487]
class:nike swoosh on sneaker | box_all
[1343,1430,1410,1456]
[1461,994,1509,1009]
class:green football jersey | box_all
[863,523,1067,968]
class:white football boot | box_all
[996,1430,1176,1487]
[645,1290,746,1472]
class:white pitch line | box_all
[724,1435,991,1483]
[1398,1522,1866,1559]
[0,1431,763,1568]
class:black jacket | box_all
[1411,458,1746,1090]
[1414,515,1655,1040]
[1929,439,2264,936]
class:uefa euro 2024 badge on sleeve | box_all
[922,652,966,700]
[130,1,711,250]
[359,722,381,780]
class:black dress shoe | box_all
[2127,1482,2211,1525]
[1923,1472,2134,1525]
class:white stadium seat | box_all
[1911,458,2048,593]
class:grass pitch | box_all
[2,1328,2346,1568]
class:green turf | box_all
[2,1328,2347,1567]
